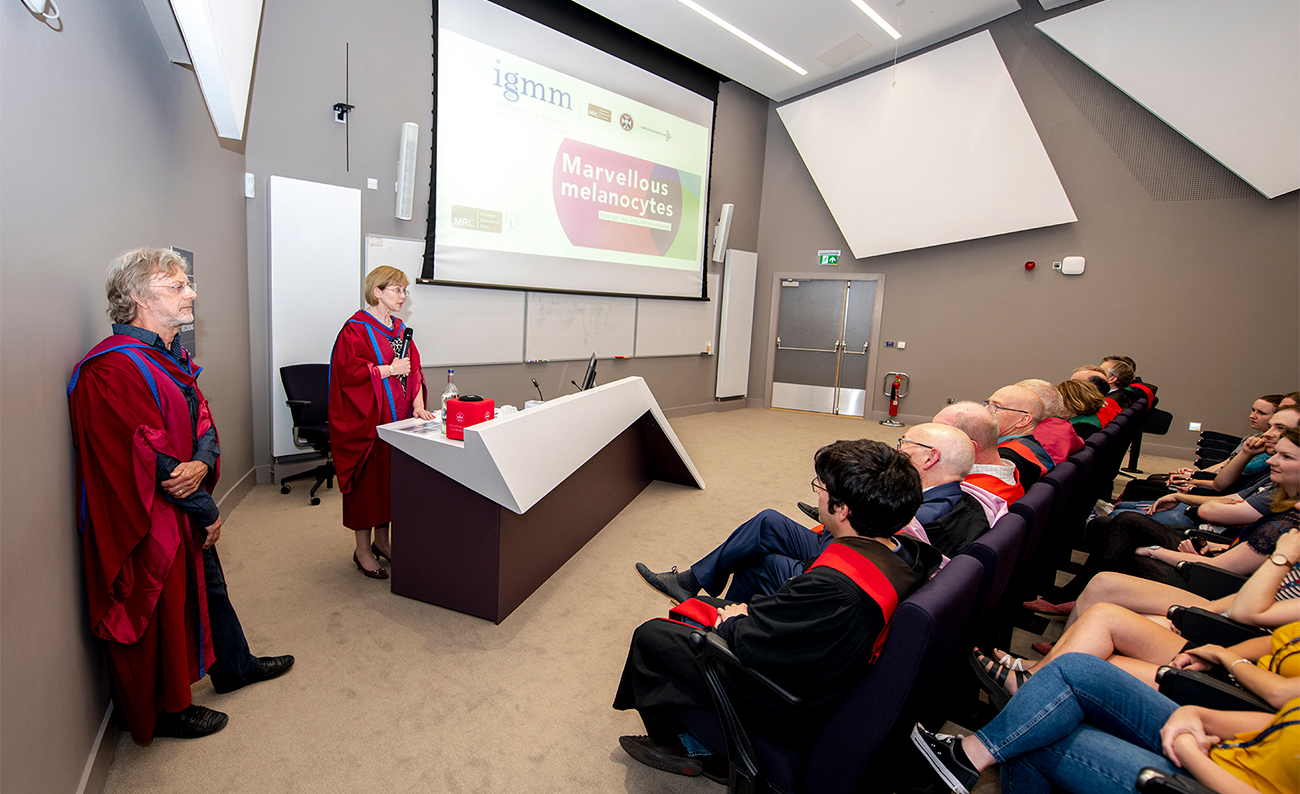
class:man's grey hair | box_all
[105,247,188,325]
[1017,379,1066,419]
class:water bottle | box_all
[440,369,458,435]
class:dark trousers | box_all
[203,546,258,687]
[1052,512,1184,602]
[691,509,832,602]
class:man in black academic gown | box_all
[613,439,932,779]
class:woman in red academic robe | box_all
[329,266,433,579]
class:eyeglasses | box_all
[896,437,936,452]
[811,477,828,495]
[153,280,195,295]
[983,400,1029,416]
[384,286,411,296]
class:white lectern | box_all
[377,377,704,622]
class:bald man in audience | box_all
[935,401,1024,504]
[1017,379,1084,464]
[987,385,1054,489]
[635,426,975,605]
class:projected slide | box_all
[430,0,715,300]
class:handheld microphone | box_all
[532,378,544,401]
[398,327,413,359]
[571,380,580,391]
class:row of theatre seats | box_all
[673,397,1155,794]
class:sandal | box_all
[969,649,1031,711]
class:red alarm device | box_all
[444,395,495,440]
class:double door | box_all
[771,279,876,416]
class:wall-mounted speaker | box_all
[396,122,419,221]
[711,203,734,263]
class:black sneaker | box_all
[635,563,695,604]
[910,724,979,794]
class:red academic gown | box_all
[329,311,425,530]
[68,336,217,743]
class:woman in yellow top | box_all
[912,651,1298,794]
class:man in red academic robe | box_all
[69,247,293,743]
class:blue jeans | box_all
[975,654,1181,794]
[203,546,259,687]
[690,509,831,602]
[1111,501,1196,528]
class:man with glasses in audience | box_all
[615,439,931,778]
[634,424,974,606]
[69,248,292,745]
[985,384,1054,489]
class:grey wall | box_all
[244,0,773,478]
[751,11,1299,456]
[0,3,253,792]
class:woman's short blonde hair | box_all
[363,266,410,306]
[105,247,188,324]
[1057,379,1105,419]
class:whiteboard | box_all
[635,273,719,358]
[715,251,756,397]
[525,292,636,361]
[364,236,525,366]
[269,177,361,458]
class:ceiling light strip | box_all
[674,0,808,75]
[850,0,901,40]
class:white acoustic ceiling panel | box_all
[1037,0,1299,199]
[778,30,1076,260]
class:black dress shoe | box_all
[212,655,295,694]
[619,735,703,776]
[635,563,694,604]
[797,501,820,522]
[153,704,228,739]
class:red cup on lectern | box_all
[445,396,495,440]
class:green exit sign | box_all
[818,249,841,266]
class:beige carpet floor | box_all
[99,408,1189,794]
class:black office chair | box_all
[279,364,333,506]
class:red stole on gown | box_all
[328,310,425,494]
[68,335,218,743]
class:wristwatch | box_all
[1269,552,1295,568]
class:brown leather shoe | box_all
[354,553,388,579]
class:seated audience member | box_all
[1030,427,1300,609]
[935,402,1024,504]
[614,440,929,775]
[1098,357,1136,409]
[986,385,1054,488]
[1017,378,1083,464]
[1283,392,1300,408]
[1104,354,1156,405]
[1057,378,1106,440]
[1107,406,1299,528]
[635,426,972,605]
[934,401,1024,503]
[1054,528,1300,635]
[979,530,1300,700]
[1072,366,1121,424]
[915,653,1296,794]
[1194,393,1283,470]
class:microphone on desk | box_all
[571,380,581,391]
[531,378,544,401]
[398,327,413,359]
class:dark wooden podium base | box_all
[389,412,695,623]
